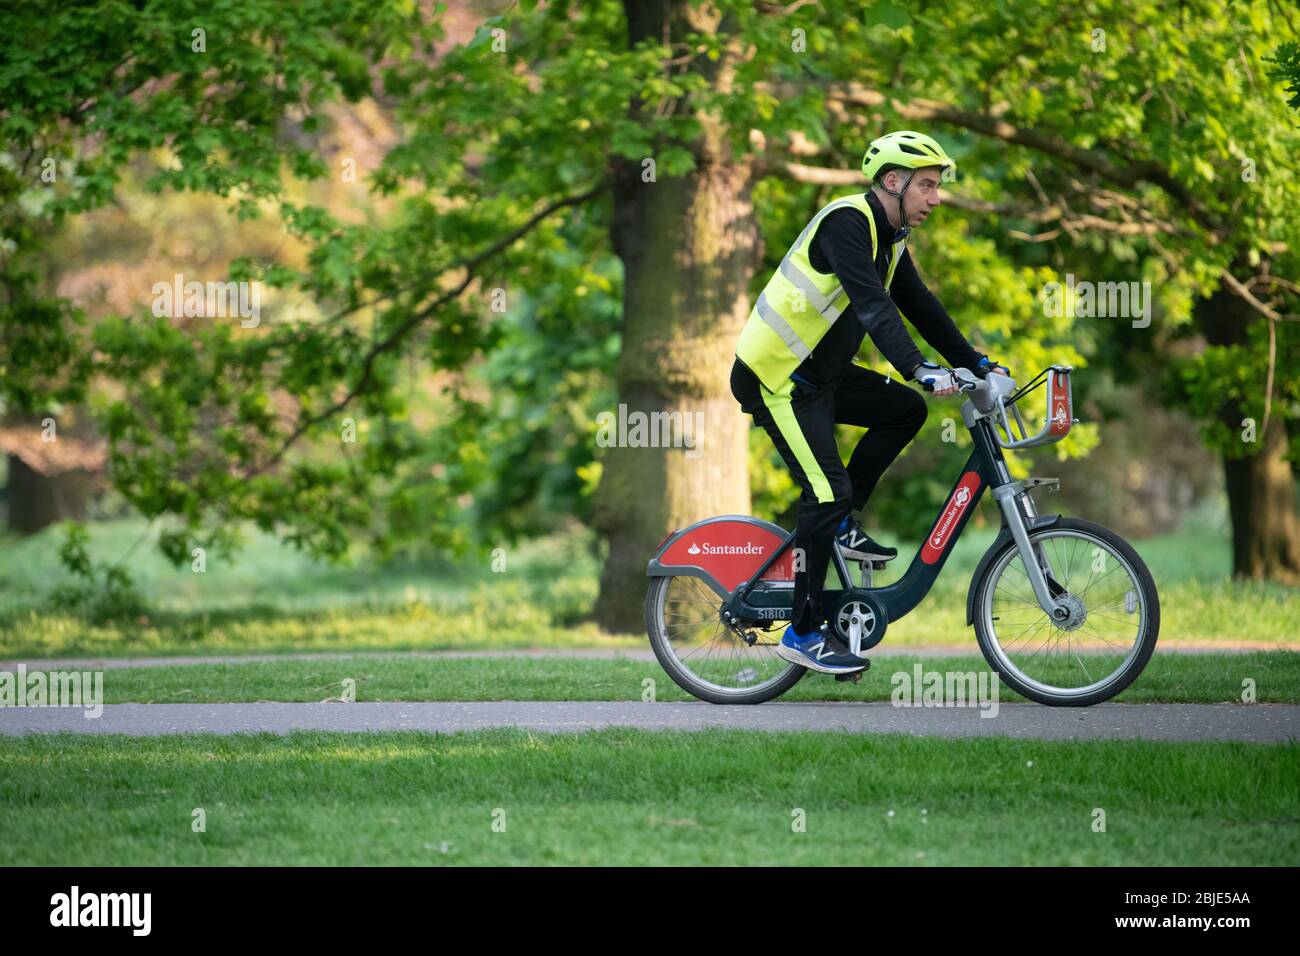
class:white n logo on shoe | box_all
[807,640,834,661]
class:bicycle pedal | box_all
[835,664,868,683]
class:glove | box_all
[976,354,1011,378]
[913,361,957,394]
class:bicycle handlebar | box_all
[918,364,1076,449]
[916,365,986,394]
[915,366,982,395]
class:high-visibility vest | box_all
[736,193,904,393]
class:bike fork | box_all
[991,481,1069,621]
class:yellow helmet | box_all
[861,130,955,181]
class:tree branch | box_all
[245,180,609,478]
[1219,268,1300,323]
[752,156,1193,242]
[941,193,1179,236]
[823,84,1228,236]
[753,157,863,184]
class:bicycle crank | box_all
[827,589,889,657]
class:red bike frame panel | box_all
[920,470,982,565]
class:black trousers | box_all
[730,358,927,634]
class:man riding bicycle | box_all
[729,130,1010,676]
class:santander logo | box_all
[686,540,763,555]
[921,472,981,565]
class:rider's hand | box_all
[976,354,1011,378]
[913,361,959,396]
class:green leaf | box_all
[865,1,910,30]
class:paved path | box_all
[2,701,1296,742]
[2,643,1291,671]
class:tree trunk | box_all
[2,408,97,535]
[593,0,760,633]
[1222,416,1300,584]
[1198,279,1300,585]
[6,453,72,534]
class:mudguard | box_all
[965,512,1063,626]
[647,514,796,598]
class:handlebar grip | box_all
[917,366,972,393]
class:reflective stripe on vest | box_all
[736,193,905,393]
[754,292,812,361]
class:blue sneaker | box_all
[776,624,868,674]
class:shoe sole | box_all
[835,542,896,562]
[776,642,868,675]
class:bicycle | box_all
[645,364,1160,705]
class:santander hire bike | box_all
[644,364,1160,706]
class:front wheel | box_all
[645,574,805,704]
[972,517,1159,706]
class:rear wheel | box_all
[972,517,1159,706]
[645,574,805,704]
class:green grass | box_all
[0,604,643,659]
[1,729,1295,865]
[0,518,636,657]
[0,518,573,615]
[14,651,1299,704]
[1,517,1296,659]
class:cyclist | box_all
[729,130,1009,674]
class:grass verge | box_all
[8,651,1299,703]
[1,729,1295,865]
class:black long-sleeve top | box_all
[791,190,985,390]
